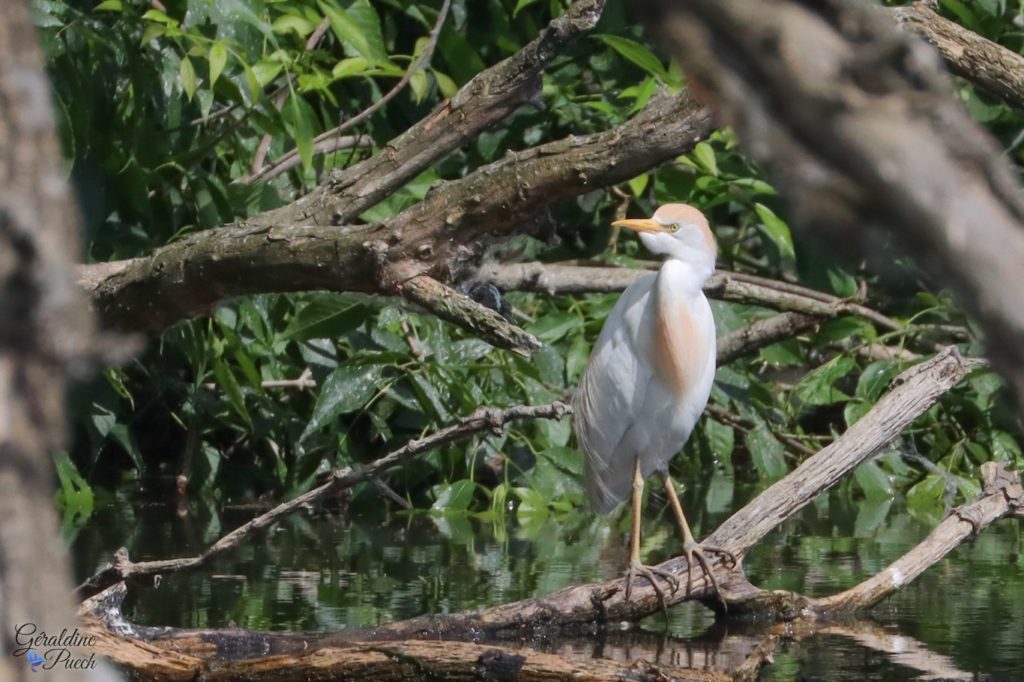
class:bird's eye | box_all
[669,224,681,233]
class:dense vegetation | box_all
[37,0,1023,534]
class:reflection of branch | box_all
[76,401,570,599]
[820,623,972,680]
[80,586,734,682]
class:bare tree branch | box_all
[714,311,817,364]
[818,461,1024,613]
[78,90,712,335]
[893,1,1024,111]
[238,135,372,185]
[482,262,908,335]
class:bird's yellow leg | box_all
[663,474,737,600]
[624,460,680,604]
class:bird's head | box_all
[612,203,717,277]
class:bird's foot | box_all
[682,543,736,609]
[623,560,680,610]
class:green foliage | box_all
[35,0,1024,525]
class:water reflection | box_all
[70,480,1024,680]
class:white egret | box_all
[574,203,734,602]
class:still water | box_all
[70,477,1024,680]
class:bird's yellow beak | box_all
[611,218,666,233]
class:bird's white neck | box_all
[659,255,715,293]
[638,232,716,286]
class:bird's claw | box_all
[624,560,680,612]
[682,542,735,611]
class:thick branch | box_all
[248,0,606,228]
[893,1,1024,111]
[634,0,1024,399]
[716,312,818,364]
[77,402,570,599]
[482,262,902,331]
[81,91,712,333]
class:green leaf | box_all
[513,0,543,17]
[855,360,900,401]
[791,355,856,407]
[432,69,458,99]
[287,91,315,172]
[214,361,251,426]
[271,15,316,36]
[409,69,429,103]
[432,479,477,511]
[527,311,576,343]
[627,173,649,197]
[179,56,198,100]
[53,452,94,523]
[302,365,383,439]
[565,334,589,384]
[332,57,370,79]
[706,419,735,463]
[209,42,228,87]
[319,0,386,61]
[283,295,367,340]
[94,0,123,11]
[854,459,893,500]
[514,486,550,519]
[754,203,796,267]
[592,34,669,82]
[906,473,948,521]
[746,421,788,480]
[108,423,144,472]
[693,142,718,176]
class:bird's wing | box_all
[574,273,658,513]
